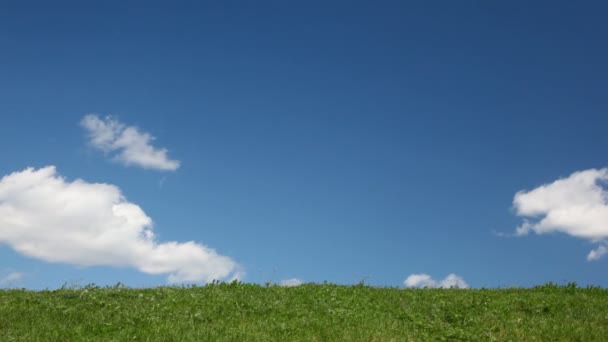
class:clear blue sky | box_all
[1,1,607,289]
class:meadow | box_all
[1,282,607,341]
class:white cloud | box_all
[81,114,180,171]
[0,166,240,283]
[513,168,608,260]
[404,274,436,288]
[404,273,469,288]
[279,278,304,287]
[587,244,608,261]
[439,274,469,288]
[0,272,24,286]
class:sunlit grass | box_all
[1,282,607,341]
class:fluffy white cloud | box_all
[0,166,240,283]
[81,114,180,171]
[439,274,469,288]
[279,278,304,287]
[513,168,608,260]
[404,273,469,288]
[0,272,24,286]
[404,274,436,288]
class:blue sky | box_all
[1,1,608,289]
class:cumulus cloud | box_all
[81,114,180,171]
[404,274,436,288]
[404,273,469,288]
[0,166,239,283]
[513,168,608,260]
[0,272,24,286]
[279,278,304,287]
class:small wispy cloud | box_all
[512,168,608,261]
[279,278,304,287]
[0,272,25,286]
[81,114,180,171]
[0,166,240,284]
[587,244,608,261]
[158,176,167,189]
[404,273,469,288]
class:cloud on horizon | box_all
[81,114,180,171]
[404,273,469,288]
[0,272,24,286]
[0,166,240,283]
[513,168,608,261]
[279,278,304,287]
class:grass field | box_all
[1,282,607,341]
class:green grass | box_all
[1,282,607,341]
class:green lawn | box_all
[1,282,606,341]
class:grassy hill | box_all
[1,282,607,341]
